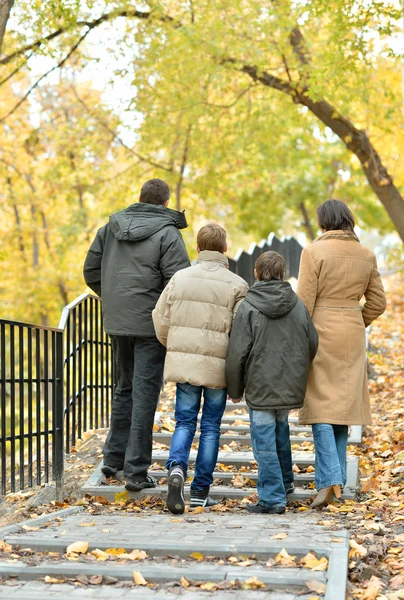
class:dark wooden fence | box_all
[228,234,303,286]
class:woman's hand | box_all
[228,396,243,404]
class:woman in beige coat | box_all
[297,199,386,508]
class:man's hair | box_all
[317,199,355,232]
[197,223,227,253]
[139,178,170,206]
[255,251,285,281]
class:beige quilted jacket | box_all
[152,250,248,389]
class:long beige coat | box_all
[297,230,386,425]
[152,250,248,389]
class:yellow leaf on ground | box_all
[190,552,204,560]
[200,582,217,591]
[91,548,109,561]
[275,548,297,566]
[128,549,148,560]
[307,465,315,473]
[133,571,147,586]
[44,575,66,584]
[271,532,288,540]
[241,576,266,589]
[105,547,127,555]
[0,542,12,552]
[228,556,238,563]
[300,552,328,571]
[349,539,367,558]
[79,521,95,527]
[66,541,88,554]
[115,490,129,503]
[360,575,384,600]
[181,576,190,587]
[193,506,205,514]
[305,580,327,594]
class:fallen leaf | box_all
[133,571,147,586]
[305,580,326,594]
[241,576,266,590]
[200,582,217,591]
[271,532,288,540]
[91,548,109,561]
[275,548,297,566]
[89,575,103,585]
[300,552,328,571]
[79,521,95,527]
[190,552,204,560]
[193,506,204,514]
[181,576,190,587]
[66,541,89,554]
[105,547,127,555]
[349,539,367,558]
[44,575,66,584]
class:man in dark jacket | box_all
[226,251,318,513]
[83,179,190,491]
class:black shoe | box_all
[167,467,185,515]
[101,464,119,479]
[285,483,295,495]
[246,502,286,514]
[125,475,157,492]
[190,487,218,509]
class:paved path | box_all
[0,505,349,599]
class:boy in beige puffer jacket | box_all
[152,223,248,514]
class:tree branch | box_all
[70,84,173,172]
[0,28,92,123]
[176,123,192,212]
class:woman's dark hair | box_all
[317,199,355,232]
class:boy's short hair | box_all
[197,223,227,252]
[255,251,285,281]
[139,178,170,205]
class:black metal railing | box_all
[0,294,113,496]
[59,294,113,453]
[228,234,303,285]
[0,320,63,495]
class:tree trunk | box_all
[0,0,14,55]
[298,93,404,242]
[299,202,315,241]
[239,64,404,242]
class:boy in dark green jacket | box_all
[226,251,318,514]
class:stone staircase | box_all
[0,401,357,599]
[81,403,361,502]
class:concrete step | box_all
[149,470,316,485]
[81,456,359,502]
[0,509,350,600]
[154,432,313,446]
[156,413,363,445]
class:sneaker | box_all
[246,502,286,514]
[285,483,295,495]
[101,464,119,479]
[166,467,185,515]
[190,488,218,509]
[125,475,157,492]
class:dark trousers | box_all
[103,335,166,480]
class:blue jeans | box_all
[312,424,348,491]
[166,383,227,490]
[249,409,293,508]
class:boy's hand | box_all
[228,396,243,403]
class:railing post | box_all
[54,330,64,501]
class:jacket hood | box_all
[109,203,188,241]
[245,280,298,319]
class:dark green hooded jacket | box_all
[226,280,318,411]
[83,203,190,336]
